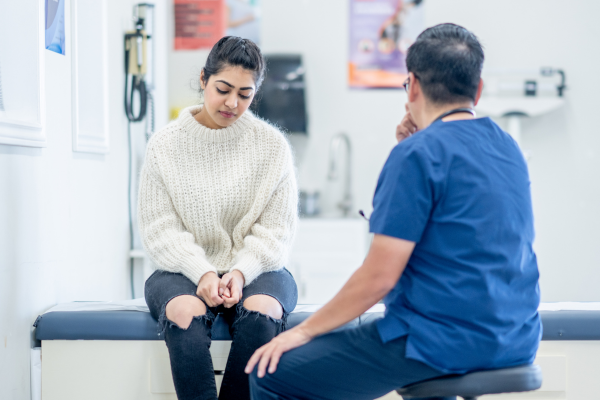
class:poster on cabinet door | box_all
[174,0,226,50]
[348,0,424,88]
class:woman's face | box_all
[198,66,256,129]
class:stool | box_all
[397,364,542,400]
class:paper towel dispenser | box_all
[252,54,308,134]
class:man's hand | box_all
[196,272,224,307]
[219,270,245,308]
[396,103,418,143]
[245,327,312,378]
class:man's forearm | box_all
[296,262,392,338]
[243,235,413,378]
[294,234,413,339]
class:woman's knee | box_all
[243,295,283,319]
[165,295,207,329]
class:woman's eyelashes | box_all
[215,87,252,99]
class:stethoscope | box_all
[357,107,476,222]
[432,107,476,123]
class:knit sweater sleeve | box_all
[230,165,298,286]
[138,145,218,285]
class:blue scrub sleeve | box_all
[369,142,434,243]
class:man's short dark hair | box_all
[406,23,484,105]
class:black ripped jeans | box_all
[145,268,298,400]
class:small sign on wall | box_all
[174,0,226,50]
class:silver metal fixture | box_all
[328,133,353,217]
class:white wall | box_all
[169,0,600,302]
[0,1,168,398]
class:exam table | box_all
[33,301,600,400]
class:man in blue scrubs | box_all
[246,23,542,400]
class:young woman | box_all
[139,36,298,400]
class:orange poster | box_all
[174,0,225,50]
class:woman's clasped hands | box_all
[196,270,245,308]
[219,270,245,307]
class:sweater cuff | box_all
[178,255,219,286]
[230,252,263,287]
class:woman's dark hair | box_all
[201,36,266,90]
[406,23,484,105]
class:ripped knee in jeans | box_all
[233,302,289,334]
[242,294,284,319]
[158,295,213,335]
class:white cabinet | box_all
[288,218,370,304]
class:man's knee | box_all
[165,295,207,329]
[243,295,283,319]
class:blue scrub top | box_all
[370,117,542,374]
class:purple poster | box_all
[349,0,424,88]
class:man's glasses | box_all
[403,74,418,92]
[402,77,411,92]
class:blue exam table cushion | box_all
[540,311,600,340]
[34,310,358,341]
[34,306,600,341]
[35,311,159,341]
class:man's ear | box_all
[408,72,419,103]
[474,78,484,106]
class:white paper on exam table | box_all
[292,304,385,313]
[44,298,150,313]
[43,300,387,314]
[45,300,600,315]
[297,303,600,313]
[537,302,600,311]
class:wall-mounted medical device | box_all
[540,67,566,97]
[482,67,567,98]
[251,54,308,134]
[124,3,154,123]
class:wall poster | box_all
[174,0,226,50]
[348,0,424,89]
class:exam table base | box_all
[40,340,598,400]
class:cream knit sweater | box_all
[138,105,298,286]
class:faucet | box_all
[327,133,353,217]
